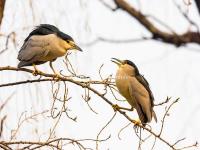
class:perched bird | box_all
[17,24,82,75]
[111,58,157,126]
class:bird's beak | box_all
[73,44,83,52]
[67,40,83,52]
[111,58,123,66]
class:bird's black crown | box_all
[25,24,74,42]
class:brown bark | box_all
[113,0,200,46]
[0,0,5,27]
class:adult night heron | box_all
[17,24,82,75]
[111,58,157,126]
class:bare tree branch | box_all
[0,137,110,150]
[0,32,16,55]
[0,0,5,27]
[0,79,53,88]
[96,113,115,150]
[0,66,197,150]
[99,0,200,47]
[0,116,6,138]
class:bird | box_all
[17,24,82,75]
[111,58,157,126]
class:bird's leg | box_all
[112,104,133,112]
[49,61,61,80]
[32,64,40,76]
[49,61,56,74]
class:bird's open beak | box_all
[111,58,123,66]
[73,44,83,52]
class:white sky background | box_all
[0,0,200,149]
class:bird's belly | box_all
[115,76,135,106]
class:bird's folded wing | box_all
[128,78,151,124]
[136,75,157,122]
[136,75,154,103]
[18,38,50,62]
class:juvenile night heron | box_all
[111,58,157,126]
[17,24,82,75]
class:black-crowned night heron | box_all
[17,24,82,75]
[111,58,157,126]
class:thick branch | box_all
[0,0,5,27]
[113,0,200,46]
[0,66,197,150]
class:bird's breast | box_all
[115,71,132,101]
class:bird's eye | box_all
[66,40,70,43]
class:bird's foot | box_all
[132,119,141,126]
[32,69,41,76]
[112,104,120,112]
[53,73,62,81]
[32,64,41,76]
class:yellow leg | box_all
[49,61,61,80]
[32,64,40,76]
[132,119,142,127]
[132,119,141,126]
[112,104,133,112]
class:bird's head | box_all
[62,38,83,52]
[57,31,83,52]
[111,58,139,75]
[31,24,83,52]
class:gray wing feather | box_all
[18,38,49,62]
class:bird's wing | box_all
[135,75,157,122]
[18,37,50,62]
[128,77,153,124]
[136,75,154,105]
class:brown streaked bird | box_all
[111,58,157,126]
[17,24,82,75]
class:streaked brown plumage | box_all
[112,58,157,126]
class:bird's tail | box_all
[136,106,148,126]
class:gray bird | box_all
[111,58,157,125]
[17,24,82,74]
